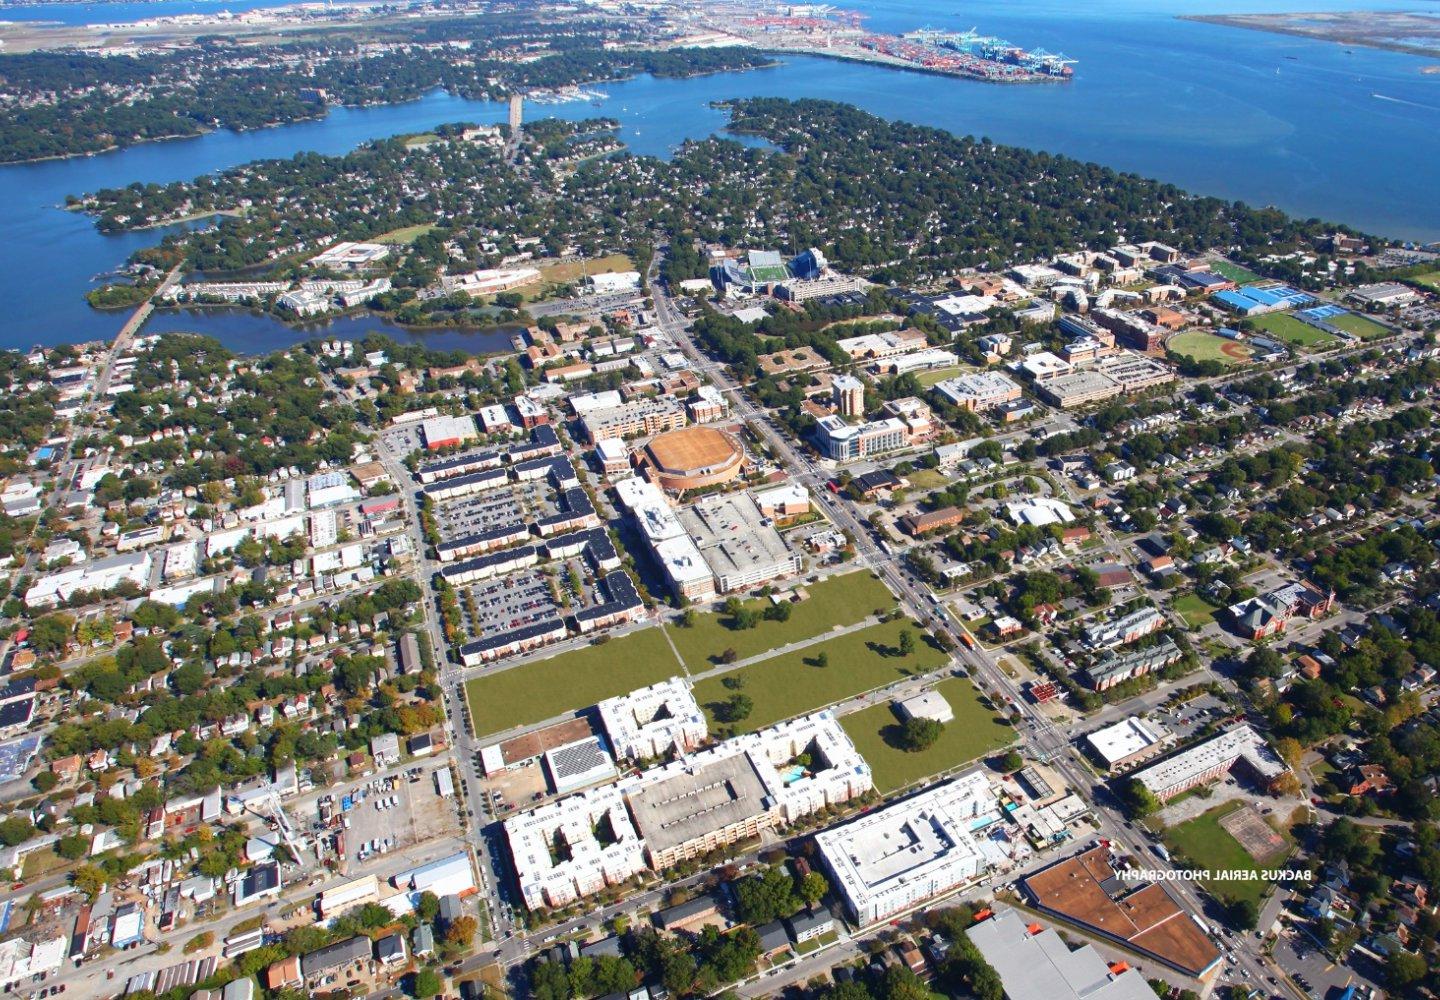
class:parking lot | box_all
[459,569,562,636]
[1148,692,1229,743]
[1271,919,1384,1000]
[436,479,560,541]
[379,422,424,458]
[480,759,549,814]
[331,764,461,866]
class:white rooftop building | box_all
[597,678,708,761]
[621,710,872,869]
[1085,716,1171,770]
[816,771,998,925]
[1004,496,1076,528]
[896,690,954,723]
[309,241,392,270]
[504,784,648,910]
[25,551,153,609]
[933,371,1023,412]
[420,414,479,450]
[569,389,625,417]
[967,908,1160,1000]
[615,477,716,601]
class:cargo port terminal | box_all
[685,4,1076,83]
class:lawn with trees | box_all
[691,619,948,734]
[664,571,894,669]
[840,678,1014,793]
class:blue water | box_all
[0,0,288,22]
[0,0,1436,352]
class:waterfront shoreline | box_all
[1180,13,1440,62]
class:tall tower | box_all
[832,374,865,417]
[508,94,523,138]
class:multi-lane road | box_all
[647,257,1298,996]
[357,259,1348,993]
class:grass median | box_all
[691,618,948,734]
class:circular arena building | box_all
[642,426,746,492]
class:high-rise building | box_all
[832,374,865,417]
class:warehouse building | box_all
[317,875,381,918]
[966,908,1159,1000]
[421,414,479,451]
[543,736,620,796]
[1021,846,1221,977]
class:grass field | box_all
[21,847,69,880]
[1413,272,1440,291]
[375,224,437,245]
[1252,313,1339,349]
[1173,592,1223,628]
[1210,259,1262,283]
[1326,311,1390,340]
[513,253,636,301]
[916,364,967,387]
[465,627,683,738]
[1163,801,1287,906]
[691,618,949,733]
[841,677,1013,792]
[903,468,951,491]
[664,571,896,670]
[1167,330,1255,366]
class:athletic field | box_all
[1167,330,1255,366]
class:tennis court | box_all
[1215,283,1315,315]
[1298,304,1346,320]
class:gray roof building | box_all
[301,936,372,978]
[966,908,1159,1000]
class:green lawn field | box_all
[375,224,438,245]
[1252,313,1339,349]
[916,364,967,387]
[841,677,1014,792]
[1413,272,1440,291]
[1209,260,1262,283]
[1167,330,1254,366]
[507,253,636,302]
[1325,311,1390,340]
[664,571,896,669]
[1172,592,1223,628]
[1163,801,1288,907]
[691,618,949,733]
[465,627,683,738]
